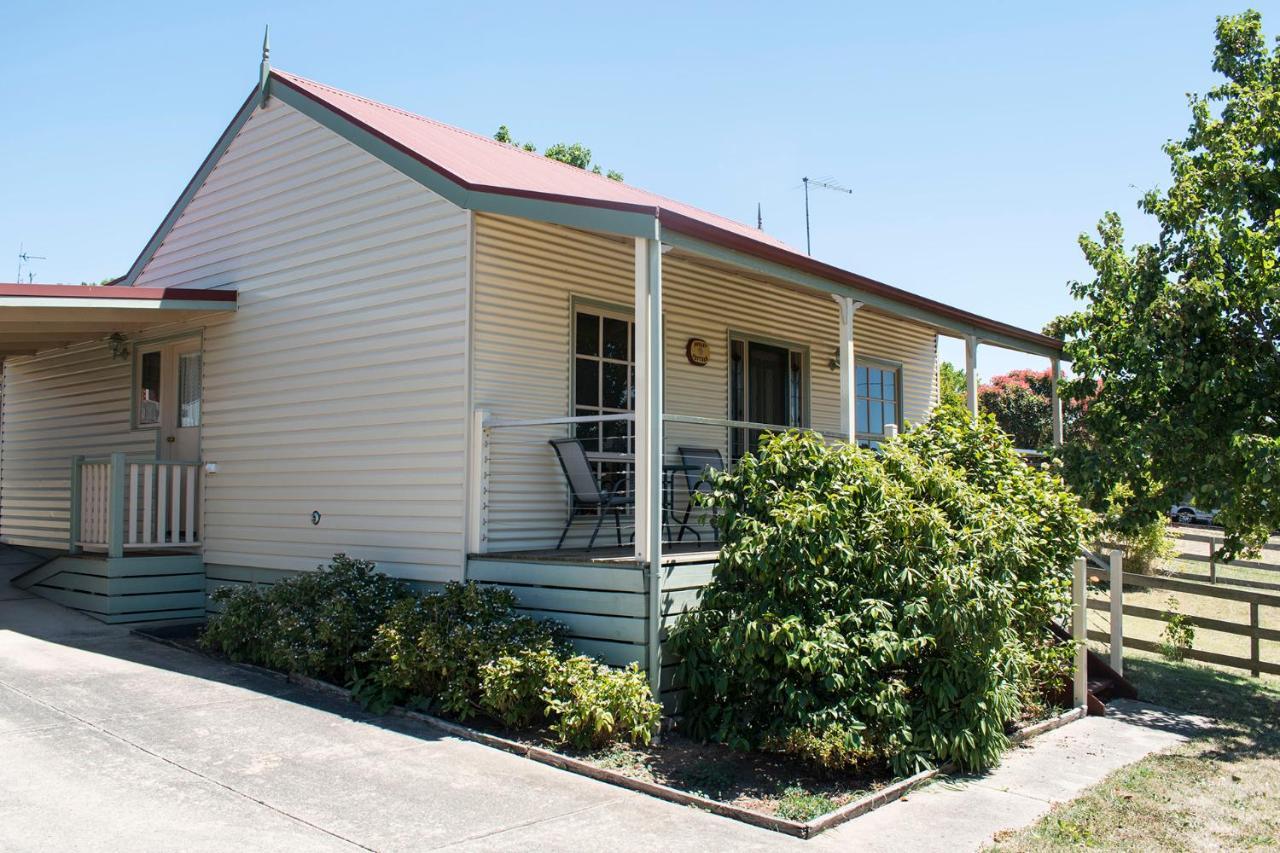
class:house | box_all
[0,53,1065,698]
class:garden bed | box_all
[133,622,1084,839]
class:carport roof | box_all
[0,284,236,360]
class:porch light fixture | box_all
[107,333,130,361]
[828,347,840,371]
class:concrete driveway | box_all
[0,549,1202,852]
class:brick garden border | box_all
[133,626,1087,840]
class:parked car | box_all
[1170,503,1219,525]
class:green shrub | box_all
[1101,516,1174,575]
[357,581,565,718]
[1160,597,1196,661]
[200,554,410,685]
[541,656,659,749]
[478,646,562,728]
[670,407,1090,774]
[478,648,661,748]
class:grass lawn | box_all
[989,653,1280,851]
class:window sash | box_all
[856,362,901,440]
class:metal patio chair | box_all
[549,437,634,550]
[676,446,724,544]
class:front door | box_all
[136,337,202,461]
[730,338,806,459]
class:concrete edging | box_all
[132,629,1087,840]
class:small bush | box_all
[479,648,660,748]
[670,407,1090,775]
[478,646,562,728]
[761,724,880,772]
[201,554,410,684]
[542,656,660,749]
[1160,597,1196,661]
[357,581,565,718]
[1099,516,1174,575]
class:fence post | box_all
[466,409,489,557]
[1209,536,1218,584]
[1110,549,1124,676]
[1073,556,1089,710]
[68,455,85,555]
[1251,601,1261,678]
[107,452,127,559]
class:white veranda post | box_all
[837,296,863,440]
[1073,556,1089,709]
[634,237,664,694]
[964,334,979,421]
[1051,357,1064,448]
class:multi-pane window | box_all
[573,309,635,483]
[856,362,900,443]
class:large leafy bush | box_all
[201,553,411,684]
[669,406,1089,774]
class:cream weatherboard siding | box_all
[127,98,472,583]
[471,213,938,553]
[0,341,156,549]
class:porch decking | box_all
[472,541,719,565]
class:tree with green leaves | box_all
[938,361,966,408]
[494,126,623,181]
[978,369,1092,452]
[1052,11,1280,556]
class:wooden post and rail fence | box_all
[1157,528,1280,592]
[1086,548,1279,679]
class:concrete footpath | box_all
[0,552,1206,852]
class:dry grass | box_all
[989,653,1280,852]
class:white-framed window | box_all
[571,305,636,501]
[856,360,901,446]
[132,337,203,431]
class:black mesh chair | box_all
[549,438,634,550]
[676,446,724,543]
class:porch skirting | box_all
[12,552,205,624]
[466,552,718,712]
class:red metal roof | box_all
[261,71,1060,353]
[272,70,794,253]
[0,283,236,302]
[129,68,1059,353]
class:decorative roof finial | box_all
[259,25,271,104]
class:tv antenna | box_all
[16,244,46,283]
[801,176,853,256]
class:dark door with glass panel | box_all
[730,339,805,459]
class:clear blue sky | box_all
[4,1,1274,377]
